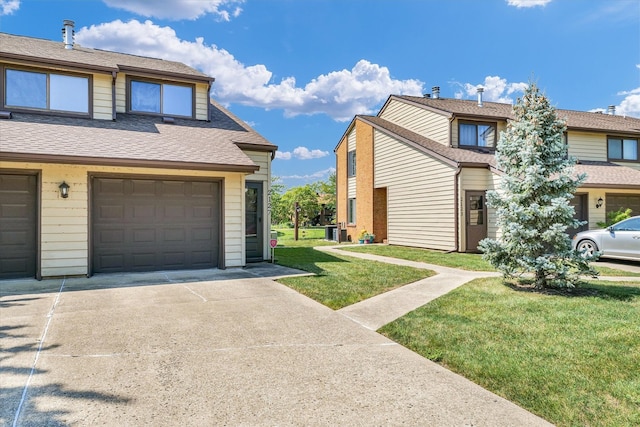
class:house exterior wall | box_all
[567,131,607,161]
[380,99,449,145]
[1,161,246,277]
[336,134,348,238]
[374,130,457,250]
[354,120,375,240]
[245,150,272,260]
[93,73,113,120]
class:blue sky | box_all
[1,0,638,188]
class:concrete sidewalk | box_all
[1,266,551,426]
[318,246,640,330]
[316,246,500,330]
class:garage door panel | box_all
[607,194,640,216]
[1,173,37,279]
[92,177,220,273]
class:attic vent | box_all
[432,86,440,99]
[62,20,75,50]
[607,105,616,115]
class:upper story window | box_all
[129,78,193,117]
[608,137,638,162]
[4,68,89,114]
[459,121,496,148]
[347,150,356,177]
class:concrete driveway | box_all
[1,265,551,426]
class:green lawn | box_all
[380,277,640,427]
[272,227,341,247]
[274,246,433,309]
[342,244,640,277]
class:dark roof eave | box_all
[580,183,640,190]
[118,65,214,84]
[566,126,640,136]
[234,142,278,152]
[0,52,117,74]
[0,152,258,173]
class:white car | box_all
[572,216,640,262]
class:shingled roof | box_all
[394,95,640,135]
[0,32,213,82]
[0,99,276,172]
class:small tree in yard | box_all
[479,83,598,289]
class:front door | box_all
[245,182,263,262]
[568,193,588,237]
[465,191,487,253]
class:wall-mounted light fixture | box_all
[596,197,603,209]
[59,181,70,198]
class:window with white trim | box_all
[347,198,356,224]
[347,150,356,177]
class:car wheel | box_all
[577,239,598,257]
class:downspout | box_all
[448,114,456,147]
[207,81,212,122]
[447,164,462,253]
[111,71,117,121]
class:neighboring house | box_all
[0,22,276,280]
[335,87,640,252]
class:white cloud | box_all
[275,147,329,161]
[0,0,20,15]
[275,151,292,160]
[102,0,243,21]
[453,76,528,104]
[506,0,552,8]
[281,167,336,181]
[615,87,640,117]
[75,20,423,121]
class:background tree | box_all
[269,176,288,225]
[279,184,320,225]
[479,83,598,289]
[318,172,336,213]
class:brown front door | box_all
[465,191,487,253]
[568,193,588,237]
[0,173,38,279]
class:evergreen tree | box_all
[479,83,598,289]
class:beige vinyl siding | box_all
[245,151,272,260]
[195,82,209,120]
[2,161,246,276]
[567,131,607,161]
[380,99,449,145]
[115,73,126,113]
[93,73,113,120]
[373,130,456,250]
[348,128,356,198]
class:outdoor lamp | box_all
[59,181,70,198]
[596,197,603,209]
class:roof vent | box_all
[423,93,431,98]
[62,20,75,50]
[607,105,616,115]
[432,86,440,99]
[162,116,175,124]
[0,111,13,119]
[477,87,484,107]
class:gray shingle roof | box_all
[0,101,276,172]
[0,32,212,82]
[395,96,640,135]
[576,161,640,189]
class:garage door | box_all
[92,177,220,273]
[0,173,37,279]
[606,193,640,217]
